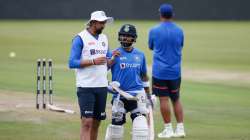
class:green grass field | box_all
[0,20,250,140]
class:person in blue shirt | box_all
[105,24,155,140]
[148,3,186,138]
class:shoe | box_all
[158,127,174,138]
[173,125,186,138]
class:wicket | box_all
[36,58,53,109]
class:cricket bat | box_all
[47,104,75,114]
[148,104,155,140]
[109,81,138,101]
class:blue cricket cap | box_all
[159,3,174,17]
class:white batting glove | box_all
[107,81,120,94]
[146,94,157,108]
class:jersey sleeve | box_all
[68,35,84,69]
[105,35,112,58]
[106,48,112,58]
[106,48,113,70]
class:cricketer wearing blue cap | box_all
[148,3,186,138]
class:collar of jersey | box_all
[161,21,173,25]
[86,29,99,40]
[121,46,134,53]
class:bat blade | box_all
[148,105,155,140]
[109,83,138,101]
[47,104,75,114]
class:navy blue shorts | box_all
[152,77,181,102]
[77,87,107,120]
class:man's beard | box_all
[121,42,133,48]
[96,28,103,34]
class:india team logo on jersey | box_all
[102,42,106,47]
[134,56,140,61]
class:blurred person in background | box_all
[148,3,186,138]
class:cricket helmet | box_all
[118,24,137,48]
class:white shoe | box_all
[173,125,186,138]
[158,127,174,138]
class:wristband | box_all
[142,81,150,87]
